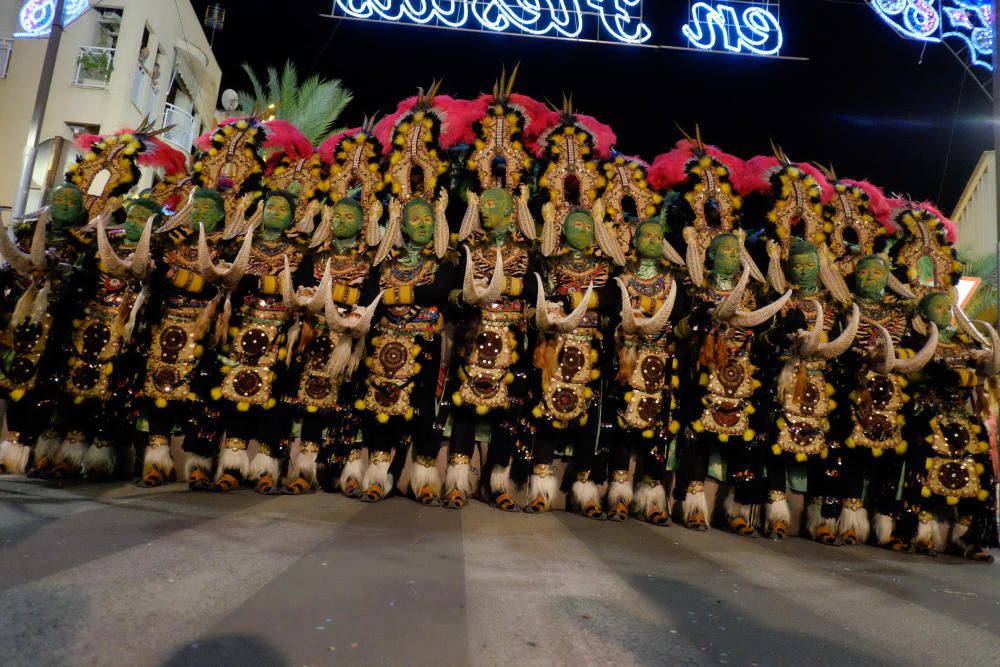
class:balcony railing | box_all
[162,103,196,152]
[0,39,12,79]
[73,46,115,88]
[130,64,147,107]
[145,84,160,120]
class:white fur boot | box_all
[525,467,558,512]
[682,483,710,530]
[185,453,214,489]
[82,440,117,479]
[0,438,31,474]
[633,481,669,525]
[607,473,633,521]
[443,461,473,508]
[140,436,175,485]
[837,499,870,545]
[914,514,941,555]
[215,437,250,486]
[53,431,88,476]
[250,450,282,493]
[873,512,900,548]
[410,457,442,504]
[361,459,393,501]
[765,492,791,539]
[339,450,365,497]
[725,491,756,536]
[571,478,604,519]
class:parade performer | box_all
[902,290,997,560]
[138,186,231,488]
[283,119,385,496]
[202,189,303,492]
[0,184,90,474]
[442,70,542,510]
[607,214,684,523]
[745,153,859,541]
[358,194,454,503]
[650,135,790,534]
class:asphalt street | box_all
[0,476,997,667]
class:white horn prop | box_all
[798,299,824,356]
[556,282,594,333]
[712,263,751,321]
[766,239,787,294]
[682,226,705,288]
[817,303,860,360]
[373,199,401,265]
[534,272,557,331]
[96,214,132,278]
[888,274,916,299]
[462,245,504,306]
[728,289,793,329]
[871,322,898,375]
[616,277,640,335]
[309,203,335,249]
[540,202,558,257]
[662,239,685,266]
[0,210,42,277]
[304,258,333,313]
[365,199,384,248]
[595,218,626,267]
[434,187,450,259]
[130,215,156,279]
[348,291,385,339]
[894,323,938,375]
[324,289,359,334]
[458,191,480,241]
[516,185,537,240]
[280,254,300,309]
[954,298,989,346]
[976,320,1000,376]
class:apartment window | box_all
[73,8,122,88]
[0,39,12,79]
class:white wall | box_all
[0,0,221,213]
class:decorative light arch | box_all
[15,0,91,38]
[870,0,994,71]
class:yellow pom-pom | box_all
[751,379,762,389]
[698,373,709,386]
[871,447,883,458]
[671,376,680,388]
[73,396,84,405]
[624,391,634,402]
[154,398,168,408]
[210,387,223,400]
[669,420,680,434]
[307,405,319,413]
[237,401,250,412]
[977,490,990,501]
[475,405,489,416]
[795,453,808,463]
[693,420,704,433]
[589,349,598,363]
[743,429,755,441]
[772,444,782,456]
[820,448,829,460]
[377,412,390,424]
[9,389,25,402]
[590,370,600,380]
[578,415,588,426]
[642,429,655,439]
[746,404,756,415]
[504,373,514,385]
[946,496,959,506]
[776,417,786,430]
[265,398,276,409]
[975,463,985,474]
[583,387,594,399]
[718,433,729,443]
[921,486,932,498]
[845,437,856,448]
[532,406,543,419]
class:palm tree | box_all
[237,60,353,145]
[961,253,997,325]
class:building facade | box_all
[0,0,221,214]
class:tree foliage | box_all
[237,60,353,145]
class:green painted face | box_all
[190,195,224,233]
[403,200,435,245]
[920,293,952,328]
[854,256,889,302]
[634,221,663,261]
[331,201,364,240]
[563,210,594,251]
[480,188,513,233]
[124,204,156,242]
[788,251,819,291]
[262,195,293,233]
[49,185,84,228]
[709,234,740,278]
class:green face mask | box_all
[480,188,513,233]
[854,258,888,302]
[331,202,363,240]
[190,196,224,233]
[788,251,819,291]
[124,204,155,242]
[921,294,952,328]
[563,211,594,251]
[403,202,435,246]
[262,196,293,233]
[49,186,84,229]
[634,222,663,261]
[709,235,740,278]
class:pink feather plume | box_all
[318,127,361,164]
[887,197,957,243]
[574,114,616,161]
[843,179,891,230]
[795,162,833,203]
[743,155,781,195]
[263,119,313,159]
[137,137,188,177]
[508,93,560,156]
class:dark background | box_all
[189,0,993,213]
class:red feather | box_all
[372,97,419,155]
[843,179,891,229]
[436,96,490,150]
[263,119,312,159]
[508,93,560,156]
[743,155,782,195]
[574,114,617,161]
[888,198,957,243]
[795,162,833,204]
[318,127,361,164]
[75,133,102,152]
[136,137,188,177]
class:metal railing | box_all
[145,84,160,120]
[162,103,196,151]
[73,45,115,88]
[0,39,12,79]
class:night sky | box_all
[189,0,994,214]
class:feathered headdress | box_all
[886,198,962,299]
[66,119,186,219]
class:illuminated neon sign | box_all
[328,1,784,55]
[15,0,91,38]
[683,2,783,56]
[871,1,994,70]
